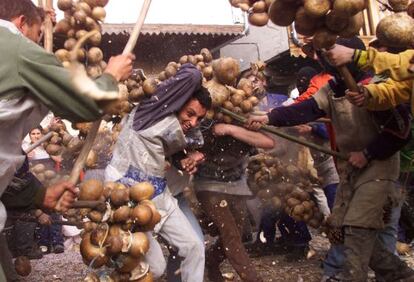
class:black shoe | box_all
[52,244,64,254]
[25,247,43,260]
[285,245,308,262]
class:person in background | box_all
[246,36,414,282]
[191,120,274,282]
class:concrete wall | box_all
[220,22,290,71]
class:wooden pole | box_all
[68,0,152,186]
[43,0,54,53]
[219,107,349,160]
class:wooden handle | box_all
[24,131,53,154]
[71,200,106,211]
[68,120,101,184]
[336,65,359,92]
[39,0,54,53]
[219,107,348,160]
[123,0,152,54]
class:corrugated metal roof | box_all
[102,23,245,36]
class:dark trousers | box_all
[37,213,64,247]
[259,207,312,246]
[5,211,37,257]
[342,226,414,281]
[197,191,262,282]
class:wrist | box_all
[103,69,121,82]
[362,148,373,162]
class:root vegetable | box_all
[212,57,240,85]
[92,6,106,21]
[79,179,104,201]
[87,47,103,64]
[130,182,155,202]
[55,49,70,63]
[269,0,298,26]
[304,0,331,18]
[333,0,366,17]
[128,232,150,257]
[57,0,72,11]
[106,235,123,255]
[164,65,177,78]
[248,12,269,26]
[142,78,158,95]
[312,28,337,50]
[376,12,414,48]
[231,93,244,106]
[80,233,108,268]
[55,19,71,34]
[202,66,213,80]
[294,7,318,36]
[252,1,267,12]
[64,38,77,50]
[15,256,31,277]
[203,79,230,107]
[110,188,130,206]
[112,206,131,223]
[325,11,349,32]
[338,12,364,38]
[131,205,153,226]
[46,144,62,155]
[200,48,213,63]
[87,65,103,78]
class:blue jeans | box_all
[166,193,204,282]
[259,206,311,247]
[323,183,338,211]
[323,203,402,277]
[37,213,64,247]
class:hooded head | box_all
[296,66,319,94]
[317,36,366,82]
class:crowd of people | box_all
[0,0,414,282]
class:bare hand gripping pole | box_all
[219,107,348,160]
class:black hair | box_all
[193,86,212,110]
[0,0,44,25]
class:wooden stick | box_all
[43,0,54,53]
[123,0,152,55]
[336,65,359,92]
[71,200,106,211]
[219,107,348,160]
[66,0,152,187]
[24,131,53,154]
[68,120,101,185]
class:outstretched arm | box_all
[213,123,275,149]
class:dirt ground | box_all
[20,233,414,282]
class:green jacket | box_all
[0,25,117,121]
[0,21,118,227]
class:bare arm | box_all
[213,123,275,149]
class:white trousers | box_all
[145,192,205,282]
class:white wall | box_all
[220,22,290,71]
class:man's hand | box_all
[43,181,77,212]
[295,124,312,135]
[348,151,368,168]
[345,87,369,107]
[38,213,52,225]
[245,114,269,131]
[180,158,198,175]
[44,8,57,24]
[180,151,205,175]
[104,53,136,81]
[325,44,355,67]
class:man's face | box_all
[177,99,207,133]
[12,15,43,43]
[21,22,42,43]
